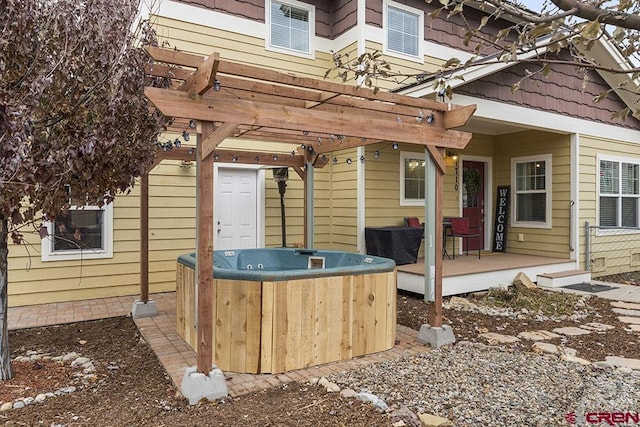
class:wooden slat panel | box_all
[176,263,197,349]
[215,280,233,369]
[260,281,275,373]
[341,277,353,360]
[351,275,366,356]
[325,279,343,363]
[244,281,262,373]
[313,277,328,367]
[285,281,302,371]
[272,282,288,373]
[299,281,315,369]
[229,280,248,372]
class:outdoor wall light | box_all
[446,148,458,161]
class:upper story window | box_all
[599,156,640,228]
[41,204,113,261]
[511,154,552,228]
[266,0,315,58]
[383,0,424,62]
[400,151,426,206]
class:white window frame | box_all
[511,154,552,229]
[400,151,426,206]
[265,0,315,59]
[597,154,640,235]
[383,0,424,63]
[41,204,114,261]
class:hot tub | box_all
[176,248,397,374]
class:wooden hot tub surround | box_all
[176,249,397,374]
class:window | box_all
[511,154,552,228]
[400,152,426,205]
[41,204,113,261]
[383,0,423,61]
[599,156,640,227]
[266,0,314,58]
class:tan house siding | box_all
[329,148,358,251]
[152,16,334,78]
[365,143,420,227]
[174,0,356,39]
[8,161,196,307]
[493,130,572,258]
[579,136,640,275]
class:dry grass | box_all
[477,286,585,316]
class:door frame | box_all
[457,155,493,251]
[213,163,266,249]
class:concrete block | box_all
[131,300,158,318]
[417,324,455,348]
[181,366,228,405]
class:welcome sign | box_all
[492,186,510,252]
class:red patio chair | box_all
[404,217,422,228]
[449,217,481,259]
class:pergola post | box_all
[196,122,216,374]
[131,171,158,318]
[417,148,452,347]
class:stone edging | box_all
[0,351,95,411]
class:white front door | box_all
[215,168,258,250]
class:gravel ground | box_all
[328,342,640,426]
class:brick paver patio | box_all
[8,292,428,397]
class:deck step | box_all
[536,270,591,288]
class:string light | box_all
[359,156,365,163]
[332,157,338,165]
[213,79,221,92]
[346,158,352,165]
[214,154,220,161]
[392,142,399,150]
[272,155,278,161]
[374,150,380,159]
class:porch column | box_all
[424,149,436,302]
[304,161,314,248]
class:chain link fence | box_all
[585,220,640,278]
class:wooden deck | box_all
[397,252,579,296]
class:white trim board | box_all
[450,94,640,143]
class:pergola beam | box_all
[201,122,238,161]
[145,87,473,149]
[178,53,220,95]
[146,46,471,114]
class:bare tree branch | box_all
[551,0,640,30]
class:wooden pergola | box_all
[142,47,476,373]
